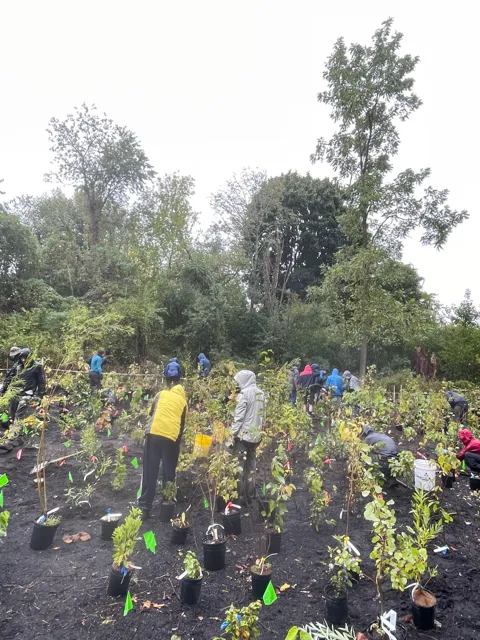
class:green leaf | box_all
[0,474,8,489]
[285,628,298,640]
[123,591,133,616]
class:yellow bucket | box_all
[193,433,213,458]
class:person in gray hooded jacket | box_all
[231,370,265,505]
[361,424,399,486]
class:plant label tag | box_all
[380,610,397,640]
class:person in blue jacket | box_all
[325,367,343,403]
[198,353,211,378]
[89,349,107,389]
[164,357,184,379]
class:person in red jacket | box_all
[456,429,480,474]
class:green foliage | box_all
[112,506,142,569]
[328,535,362,594]
[213,601,262,640]
[112,448,127,491]
[287,623,356,640]
[183,550,201,579]
[208,449,241,504]
[263,444,296,532]
[304,437,329,531]
[389,450,416,479]
[0,510,10,537]
[44,515,61,527]
[162,481,177,503]
[64,484,94,508]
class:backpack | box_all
[164,361,181,378]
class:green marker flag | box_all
[107,429,111,437]
[64,440,71,448]
[123,591,134,616]
[68,472,73,482]
[23,426,29,435]
[137,487,142,499]
[0,474,8,489]
[131,457,139,469]
[143,530,156,553]
[263,581,277,606]
[203,497,209,509]
[462,460,467,472]
[1,412,7,422]
[0,491,3,507]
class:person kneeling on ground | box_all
[231,370,265,507]
[89,349,107,390]
[445,391,469,425]
[456,429,480,476]
[361,424,399,487]
[138,374,187,520]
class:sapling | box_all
[112,447,127,491]
[263,445,296,532]
[435,445,461,483]
[162,480,177,503]
[286,623,357,640]
[251,553,276,576]
[183,550,202,579]
[213,601,262,640]
[112,506,142,571]
[328,535,362,595]
[389,450,416,481]
[0,511,10,537]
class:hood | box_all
[169,357,179,363]
[198,353,206,360]
[362,424,374,437]
[343,370,351,379]
[332,368,339,376]
[169,384,186,401]
[234,370,256,390]
[300,365,313,375]
[311,363,319,372]
[459,429,473,445]
[445,391,454,400]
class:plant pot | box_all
[469,476,480,491]
[266,529,282,554]
[180,576,203,605]
[324,583,348,626]
[441,473,455,489]
[101,518,119,541]
[222,510,241,536]
[30,521,59,550]
[159,501,175,523]
[216,496,226,513]
[202,538,226,571]
[411,587,436,630]
[171,525,189,545]
[107,565,132,597]
[251,566,272,600]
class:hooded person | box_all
[164,357,184,379]
[325,368,343,402]
[198,353,211,378]
[231,370,265,505]
[138,373,187,520]
[361,424,399,486]
[309,364,323,406]
[456,429,480,474]
[287,361,300,405]
[296,365,316,414]
[343,371,361,392]
[446,391,469,425]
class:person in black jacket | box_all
[4,348,46,424]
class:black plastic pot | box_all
[222,510,241,536]
[441,473,455,489]
[107,566,132,597]
[324,583,348,626]
[159,501,175,523]
[251,567,272,600]
[216,496,226,513]
[203,538,226,571]
[101,518,119,541]
[411,588,436,630]
[30,521,59,550]
[266,529,282,554]
[171,525,189,545]
[180,576,203,605]
[469,476,480,491]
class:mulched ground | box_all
[1,407,480,640]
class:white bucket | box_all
[414,459,437,491]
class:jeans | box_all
[289,389,297,405]
[465,451,480,474]
[233,439,259,503]
[138,434,179,510]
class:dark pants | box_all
[289,388,297,405]
[138,434,179,510]
[453,401,468,425]
[89,372,102,389]
[233,439,259,504]
[465,452,480,474]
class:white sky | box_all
[1,0,477,307]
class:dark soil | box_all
[1,410,480,640]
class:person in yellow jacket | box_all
[138,374,187,520]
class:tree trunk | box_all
[360,336,368,378]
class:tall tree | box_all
[46,103,155,245]
[312,19,467,374]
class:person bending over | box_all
[456,429,480,475]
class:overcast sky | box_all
[1,0,476,307]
